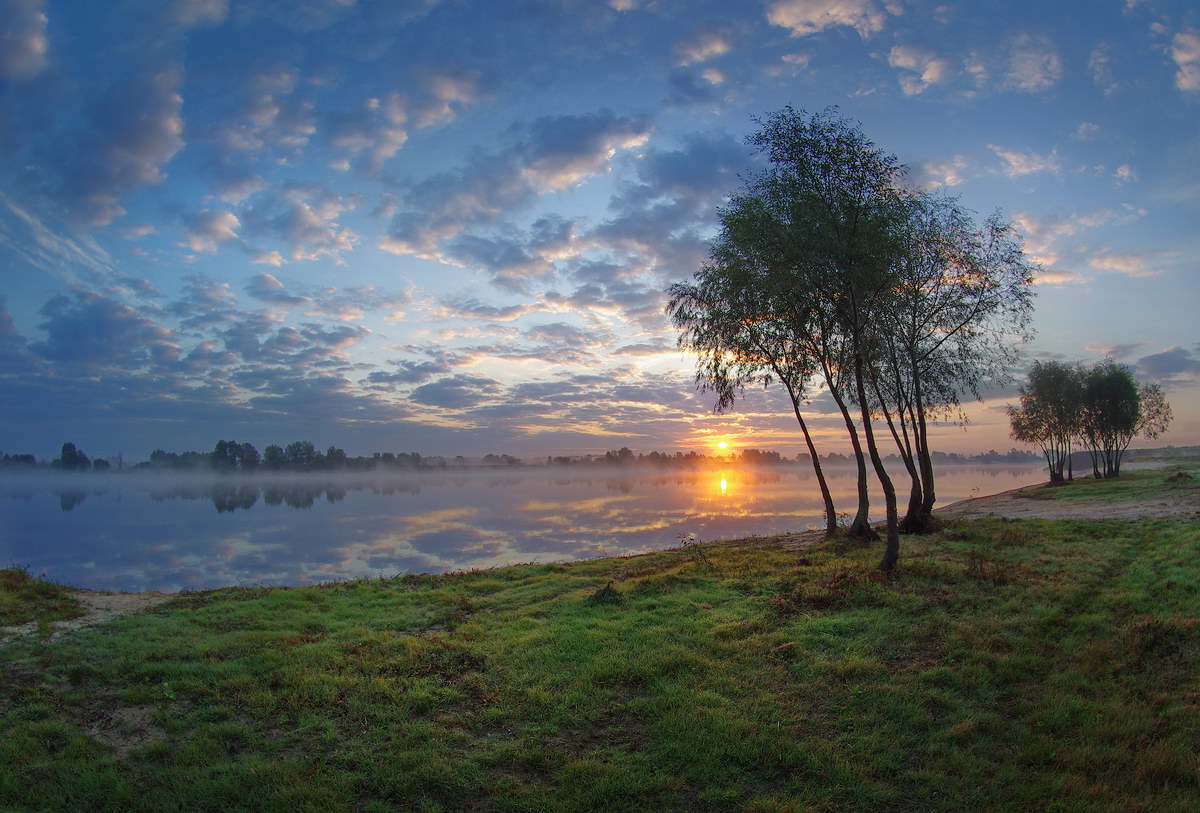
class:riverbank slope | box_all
[2,465,1198,810]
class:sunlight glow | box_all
[716,440,729,450]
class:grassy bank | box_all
[2,477,1199,811]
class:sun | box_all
[716,440,729,450]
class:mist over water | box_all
[0,465,1046,592]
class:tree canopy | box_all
[669,106,1038,571]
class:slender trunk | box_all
[913,365,936,528]
[828,383,877,540]
[853,347,900,571]
[782,380,837,537]
[872,375,922,532]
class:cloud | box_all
[1073,122,1101,141]
[887,45,952,95]
[766,0,891,38]
[1113,164,1137,184]
[0,0,49,81]
[32,290,178,369]
[183,210,241,253]
[245,272,308,306]
[1087,249,1176,277]
[1086,342,1148,359]
[243,185,359,262]
[409,374,503,409]
[57,70,185,226]
[920,154,971,188]
[380,109,651,260]
[1137,346,1200,382]
[325,94,408,173]
[989,145,1060,177]
[1088,43,1118,93]
[675,25,735,66]
[1172,30,1200,92]
[415,67,489,127]
[1002,33,1062,92]
[170,0,228,25]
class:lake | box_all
[0,464,1046,592]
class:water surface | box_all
[0,464,1045,592]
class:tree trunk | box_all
[912,363,937,532]
[784,381,838,537]
[829,385,877,540]
[852,349,900,571]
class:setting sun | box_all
[716,441,729,450]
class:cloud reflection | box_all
[0,465,1046,592]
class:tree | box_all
[263,444,287,470]
[1078,360,1173,477]
[667,230,840,536]
[56,442,91,471]
[751,107,917,567]
[1008,361,1082,483]
[870,198,1036,531]
[285,440,318,469]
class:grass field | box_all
[2,471,1199,811]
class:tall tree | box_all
[1078,360,1173,477]
[1008,361,1082,483]
[667,224,839,537]
[747,107,910,570]
[871,198,1037,531]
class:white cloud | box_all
[1073,122,1101,140]
[183,210,240,253]
[921,154,971,188]
[170,0,228,25]
[1113,164,1137,184]
[1087,249,1176,277]
[0,0,48,81]
[1002,33,1062,92]
[766,0,891,38]
[676,26,734,66]
[1172,31,1200,92]
[989,144,1060,177]
[887,45,952,95]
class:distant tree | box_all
[56,442,91,471]
[263,444,287,470]
[240,442,260,470]
[324,446,348,469]
[284,440,317,469]
[1078,360,1173,477]
[1008,361,1083,483]
[92,458,111,471]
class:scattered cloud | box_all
[989,144,1060,177]
[1002,33,1062,92]
[1137,346,1200,382]
[1172,30,1200,92]
[921,154,971,188]
[183,210,241,253]
[1113,163,1137,184]
[1087,249,1176,277]
[1086,342,1148,359]
[887,45,952,95]
[766,0,892,39]
[0,0,49,81]
[675,25,735,66]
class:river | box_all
[0,464,1046,592]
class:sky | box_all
[0,0,1197,464]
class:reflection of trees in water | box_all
[212,485,260,513]
[59,491,88,511]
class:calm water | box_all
[0,464,1046,592]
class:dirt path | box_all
[1,591,175,646]
[935,482,1200,522]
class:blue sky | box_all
[1,0,1197,462]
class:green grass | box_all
[1020,461,1199,503]
[2,511,1199,810]
[0,567,87,627]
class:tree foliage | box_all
[669,106,1037,570]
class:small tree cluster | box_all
[1008,360,1172,482]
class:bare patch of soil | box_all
[1,590,175,646]
[935,483,1200,522]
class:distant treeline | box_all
[0,440,1115,475]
